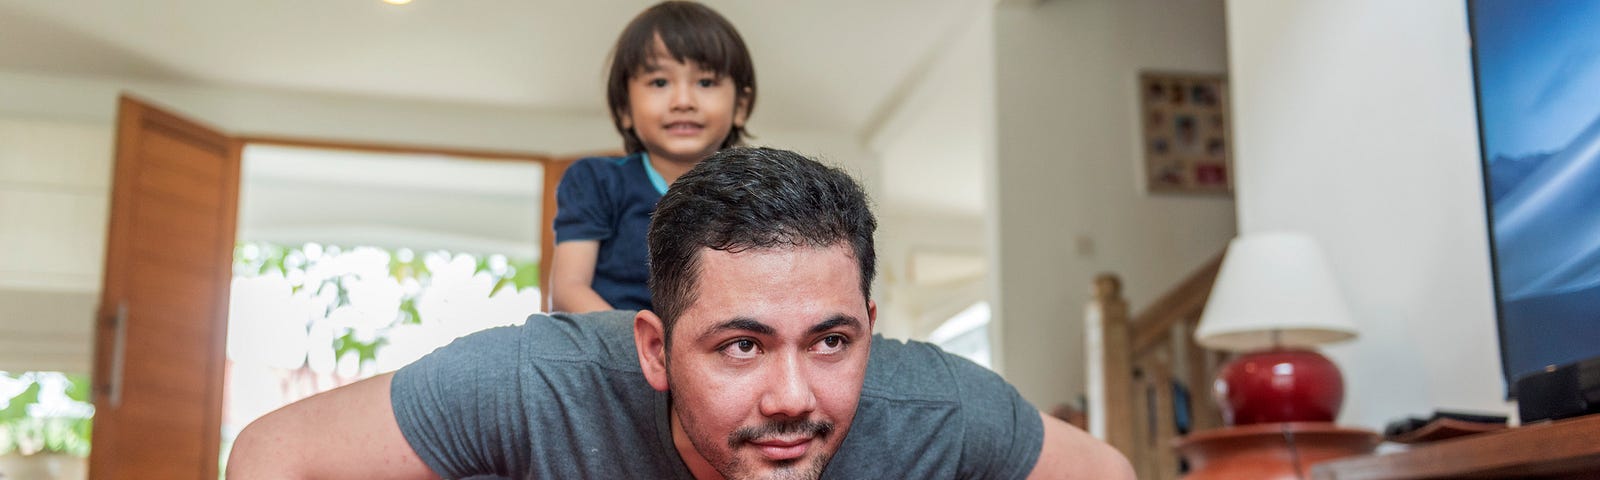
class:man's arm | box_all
[1026,411,1135,480]
[226,373,439,479]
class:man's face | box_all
[666,244,874,480]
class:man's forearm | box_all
[225,373,439,479]
[1027,411,1135,480]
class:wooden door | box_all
[90,96,240,480]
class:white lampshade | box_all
[1195,232,1358,351]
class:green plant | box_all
[232,242,538,370]
[0,372,93,458]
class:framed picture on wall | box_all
[1138,71,1233,195]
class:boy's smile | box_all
[664,120,705,135]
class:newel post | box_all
[1085,273,1134,458]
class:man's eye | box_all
[720,339,760,358]
[815,334,849,353]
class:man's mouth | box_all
[730,419,833,462]
[749,436,812,461]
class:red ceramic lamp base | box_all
[1214,348,1344,426]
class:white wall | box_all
[993,0,1237,409]
[0,116,110,373]
[868,6,994,341]
[1227,0,1509,429]
[0,116,111,293]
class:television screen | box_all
[1469,0,1600,390]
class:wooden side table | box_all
[1175,422,1380,480]
[1310,414,1600,479]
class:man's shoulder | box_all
[837,337,1042,479]
[395,310,640,374]
[390,310,678,479]
[828,339,1010,478]
[520,310,642,369]
[862,336,974,403]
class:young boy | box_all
[550,0,756,312]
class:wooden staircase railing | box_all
[1085,252,1229,480]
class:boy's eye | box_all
[720,339,760,359]
[698,78,718,88]
[648,78,668,88]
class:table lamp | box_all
[1196,232,1358,426]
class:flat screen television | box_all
[1469,0,1600,394]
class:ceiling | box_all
[0,0,980,133]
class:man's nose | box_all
[759,353,816,418]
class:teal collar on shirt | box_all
[640,153,670,195]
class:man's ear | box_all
[867,300,877,332]
[733,87,753,128]
[635,310,670,392]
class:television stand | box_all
[1310,413,1600,479]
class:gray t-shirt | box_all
[391,310,1043,479]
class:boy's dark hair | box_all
[607,1,757,155]
[649,147,876,340]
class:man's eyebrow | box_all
[697,317,775,342]
[808,315,864,336]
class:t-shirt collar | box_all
[640,152,671,196]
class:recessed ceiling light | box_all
[383,0,412,5]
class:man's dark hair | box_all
[606,1,757,154]
[649,147,876,340]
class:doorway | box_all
[87,96,569,479]
[218,143,549,470]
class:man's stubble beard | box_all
[669,364,835,480]
[676,401,834,480]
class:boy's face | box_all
[637,244,874,480]
[622,38,749,166]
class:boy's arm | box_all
[1026,412,1135,480]
[549,240,616,312]
[226,373,439,479]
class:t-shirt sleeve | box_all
[950,355,1045,479]
[553,159,615,243]
[390,325,531,478]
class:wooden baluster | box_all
[1131,363,1156,480]
[1086,273,1135,459]
[1147,351,1180,480]
[1185,317,1225,431]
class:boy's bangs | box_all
[618,23,742,78]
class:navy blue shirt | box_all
[552,154,667,311]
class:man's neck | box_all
[671,409,724,480]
